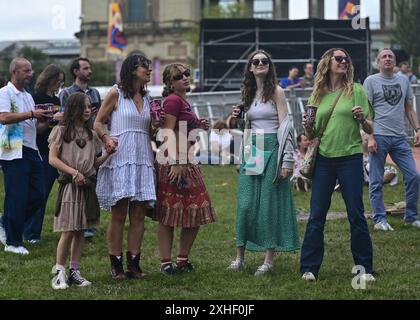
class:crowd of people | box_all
[0,46,419,289]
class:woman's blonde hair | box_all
[311,48,354,105]
[162,63,190,97]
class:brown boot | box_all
[126,251,146,279]
[109,254,127,280]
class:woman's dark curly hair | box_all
[241,50,278,112]
[61,92,93,143]
[118,54,150,98]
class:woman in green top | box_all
[300,48,376,282]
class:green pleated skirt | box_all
[236,134,300,252]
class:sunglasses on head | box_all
[172,69,191,81]
[332,56,350,64]
[251,58,269,66]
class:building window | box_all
[127,0,152,22]
[219,0,237,11]
[289,0,308,19]
[253,0,273,19]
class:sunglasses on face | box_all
[251,58,269,66]
[332,56,350,64]
[172,69,191,81]
[136,59,152,69]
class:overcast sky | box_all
[0,0,380,41]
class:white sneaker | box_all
[360,273,376,282]
[18,246,29,255]
[254,262,273,276]
[302,272,316,281]
[227,258,245,270]
[4,245,29,255]
[51,270,69,290]
[374,221,394,231]
[0,223,6,245]
[406,220,420,228]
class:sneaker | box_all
[0,222,6,245]
[227,258,245,270]
[254,262,273,276]
[26,239,43,245]
[160,263,177,276]
[175,260,194,273]
[374,221,394,231]
[68,269,92,287]
[360,273,376,282]
[84,229,94,238]
[51,270,69,290]
[302,272,316,281]
[51,265,57,275]
[4,245,29,255]
[406,220,420,228]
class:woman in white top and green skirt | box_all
[228,50,300,276]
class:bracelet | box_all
[100,133,108,141]
[359,118,366,125]
[72,170,79,182]
[30,110,34,120]
[415,127,420,133]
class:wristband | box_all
[100,133,108,141]
[72,170,79,182]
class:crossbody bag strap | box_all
[317,89,343,139]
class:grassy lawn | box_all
[0,165,419,300]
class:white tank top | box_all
[247,99,279,133]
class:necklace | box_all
[75,129,86,149]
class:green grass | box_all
[0,166,419,300]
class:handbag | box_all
[300,90,343,179]
[243,144,273,176]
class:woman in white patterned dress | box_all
[94,54,156,280]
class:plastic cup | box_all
[306,105,317,127]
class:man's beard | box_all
[80,75,91,83]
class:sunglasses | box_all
[251,58,269,66]
[332,56,350,64]
[172,69,191,81]
[136,59,152,69]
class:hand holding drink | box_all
[232,104,244,118]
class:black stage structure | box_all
[200,18,371,92]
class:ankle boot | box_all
[109,253,127,280]
[126,251,146,279]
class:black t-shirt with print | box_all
[32,92,61,155]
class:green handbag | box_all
[243,144,273,176]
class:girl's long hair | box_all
[61,92,92,143]
[311,48,354,105]
[118,54,148,98]
[241,50,278,111]
[34,64,65,94]
[162,63,189,98]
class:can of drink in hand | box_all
[306,105,317,127]
[35,103,54,112]
[237,104,245,119]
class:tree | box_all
[185,2,251,68]
[392,0,420,68]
